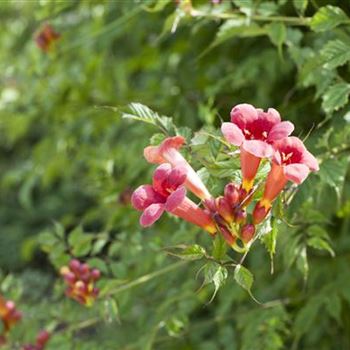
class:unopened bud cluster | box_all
[60,259,100,306]
[205,183,256,251]
[22,330,50,350]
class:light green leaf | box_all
[203,262,228,302]
[212,235,227,260]
[211,19,266,49]
[310,5,348,32]
[293,0,308,15]
[321,39,350,70]
[262,219,278,270]
[322,82,350,114]
[174,244,207,261]
[121,103,175,134]
[267,22,286,54]
[234,264,258,303]
[307,237,335,257]
[103,297,120,323]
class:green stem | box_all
[105,260,188,297]
[190,9,310,26]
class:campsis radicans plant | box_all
[0,295,22,345]
[60,259,101,306]
[131,103,319,254]
[35,24,60,52]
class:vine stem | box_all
[104,260,188,297]
[190,9,311,26]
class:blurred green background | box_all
[0,0,350,349]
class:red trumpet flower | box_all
[132,164,216,233]
[144,136,212,200]
[221,104,294,192]
[253,136,319,224]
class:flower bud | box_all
[216,197,234,223]
[234,209,247,224]
[240,224,255,243]
[253,202,270,224]
[204,198,217,213]
[69,259,81,273]
[224,183,240,207]
[91,269,101,281]
[219,226,236,246]
[213,213,227,227]
[36,330,50,347]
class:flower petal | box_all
[167,166,187,189]
[221,122,245,146]
[266,108,281,123]
[165,186,186,211]
[242,140,273,158]
[230,103,258,128]
[140,203,165,227]
[131,185,163,211]
[152,164,172,196]
[302,150,319,172]
[144,145,164,164]
[284,163,310,184]
[268,121,294,142]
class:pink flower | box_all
[253,136,319,224]
[143,136,211,200]
[132,164,216,233]
[221,104,294,192]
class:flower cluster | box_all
[0,296,22,345]
[22,330,50,350]
[35,24,60,52]
[132,103,318,252]
[60,259,101,306]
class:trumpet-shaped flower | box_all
[253,136,319,224]
[144,136,211,200]
[132,164,216,233]
[221,104,294,192]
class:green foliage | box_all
[0,0,349,349]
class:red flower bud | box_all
[216,197,234,223]
[234,209,247,224]
[224,183,240,207]
[253,202,270,224]
[91,269,101,281]
[219,226,236,246]
[240,224,256,243]
[69,259,81,273]
[36,330,50,347]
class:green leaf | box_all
[68,226,93,257]
[322,82,350,114]
[203,262,228,302]
[212,235,227,260]
[211,19,266,48]
[307,237,335,257]
[121,103,175,134]
[325,293,342,324]
[150,132,166,145]
[174,244,207,261]
[266,22,286,54]
[262,219,278,263]
[296,245,308,280]
[321,39,350,70]
[103,297,120,323]
[234,264,259,303]
[293,0,308,15]
[294,296,324,335]
[310,5,348,32]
